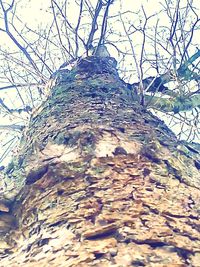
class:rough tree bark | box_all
[0,55,200,267]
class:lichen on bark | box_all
[0,55,200,266]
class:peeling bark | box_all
[0,56,200,266]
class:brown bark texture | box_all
[0,56,200,266]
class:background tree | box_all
[0,0,200,266]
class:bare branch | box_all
[0,0,45,81]
[86,0,103,50]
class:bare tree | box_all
[0,0,199,166]
[0,0,200,266]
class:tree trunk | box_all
[0,56,200,267]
